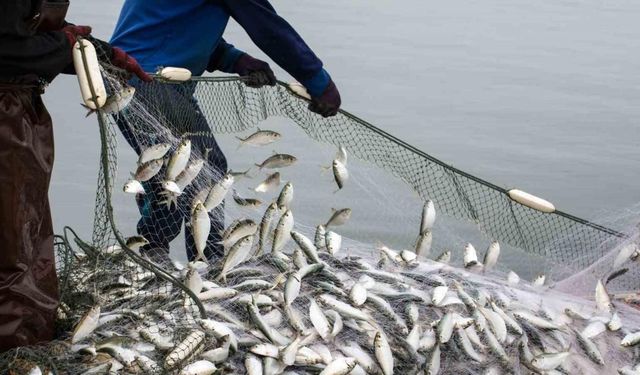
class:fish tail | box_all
[319,165,331,174]
[81,103,96,117]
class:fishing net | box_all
[4,40,640,374]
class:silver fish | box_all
[272,210,294,254]
[253,172,281,193]
[204,173,234,211]
[415,230,432,257]
[326,208,352,227]
[236,128,281,148]
[255,153,297,170]
[123,179,145,194]
[133,159,163,182]
[257,203,278,255]
[218,236,254,282]
[84,86,135,116]
[374,331,393,375]
[276,182,294,210]
[332,159,349,191]
[325,231,342,255]
[166,139,191,182]
[232,190,262,208]
[464,243,480,268]
[72,305,101,343]
[420,200,436,233]
[483,241,500,271]
[138,142,171,165]
[191,202,211,262]
[220,219,258,249]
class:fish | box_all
[319,357,356,375]
[232,190,262,208]
[374,331,393,375]
[236,128,281,148]
[71,305,101,343]
[613,243,639,269]
[482,241,500,271]
[125,235,149,253]
[138,142,171,165]
[174,159,205,193]
[257,203,278,255]
[272,209,294,254]
[132,159,163,182]
[325,231,342,255]
[191,202,211,262]
[464,243,480,268]
[335,146,348,165]
[332,159,349,191]
[123,179,145,194]
[276,182,294,210]
[435,250,451,264]
[204,173,234,211]
[531,350,570,371]
[420,200,436,233]
[326,208,352,227]
[415,230,432,257]
[218,235,254,282]
[220,219,258,249]
[253,172,280,193]
[165,139,192,182]
[255,153,297,170]
[595,279,613,313]
[83,86,135,117]
[178,360,216,375]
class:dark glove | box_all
[232,54,276,88]
[62,24,92,50]
[111,47,153,82]
[309,79,341,117]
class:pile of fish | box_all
[21,127,640,375]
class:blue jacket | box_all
[110,0,330,96]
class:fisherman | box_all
[0,0,149,351]
[110,0,342,262]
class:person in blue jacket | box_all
[110,0,341,263]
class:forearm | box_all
[0,32,72,81]
[220,0,325,86]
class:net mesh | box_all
[3,44,639,373]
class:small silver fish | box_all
[133,159,163,182]
[138,142,171,165]
[123,179,145,194]
[255,153,297,170]
[236,128,281,148]
[276,182,294,210]
[483,241,500,271]
[165,139,191,182]
[84,86,136,117]
[204,173,234,212]
[253,172,280,193]
[236,128,282,148]
[192,202,211,262]
[332,159,349,191]
[232,190,262,208]
[326,208,352,227]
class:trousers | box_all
[0,78,58,351]
[116,80,227,262]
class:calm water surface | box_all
[48,0,640,243]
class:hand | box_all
[309,79,341,117]
[62,24,92,50]
[232,54,276,88]
[111,47,152,82]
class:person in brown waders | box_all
[0,1,150,351]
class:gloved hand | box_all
[62,24,92,49]
[232,54,277,88]
[110,47,153,82]
[309,79,341,117]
